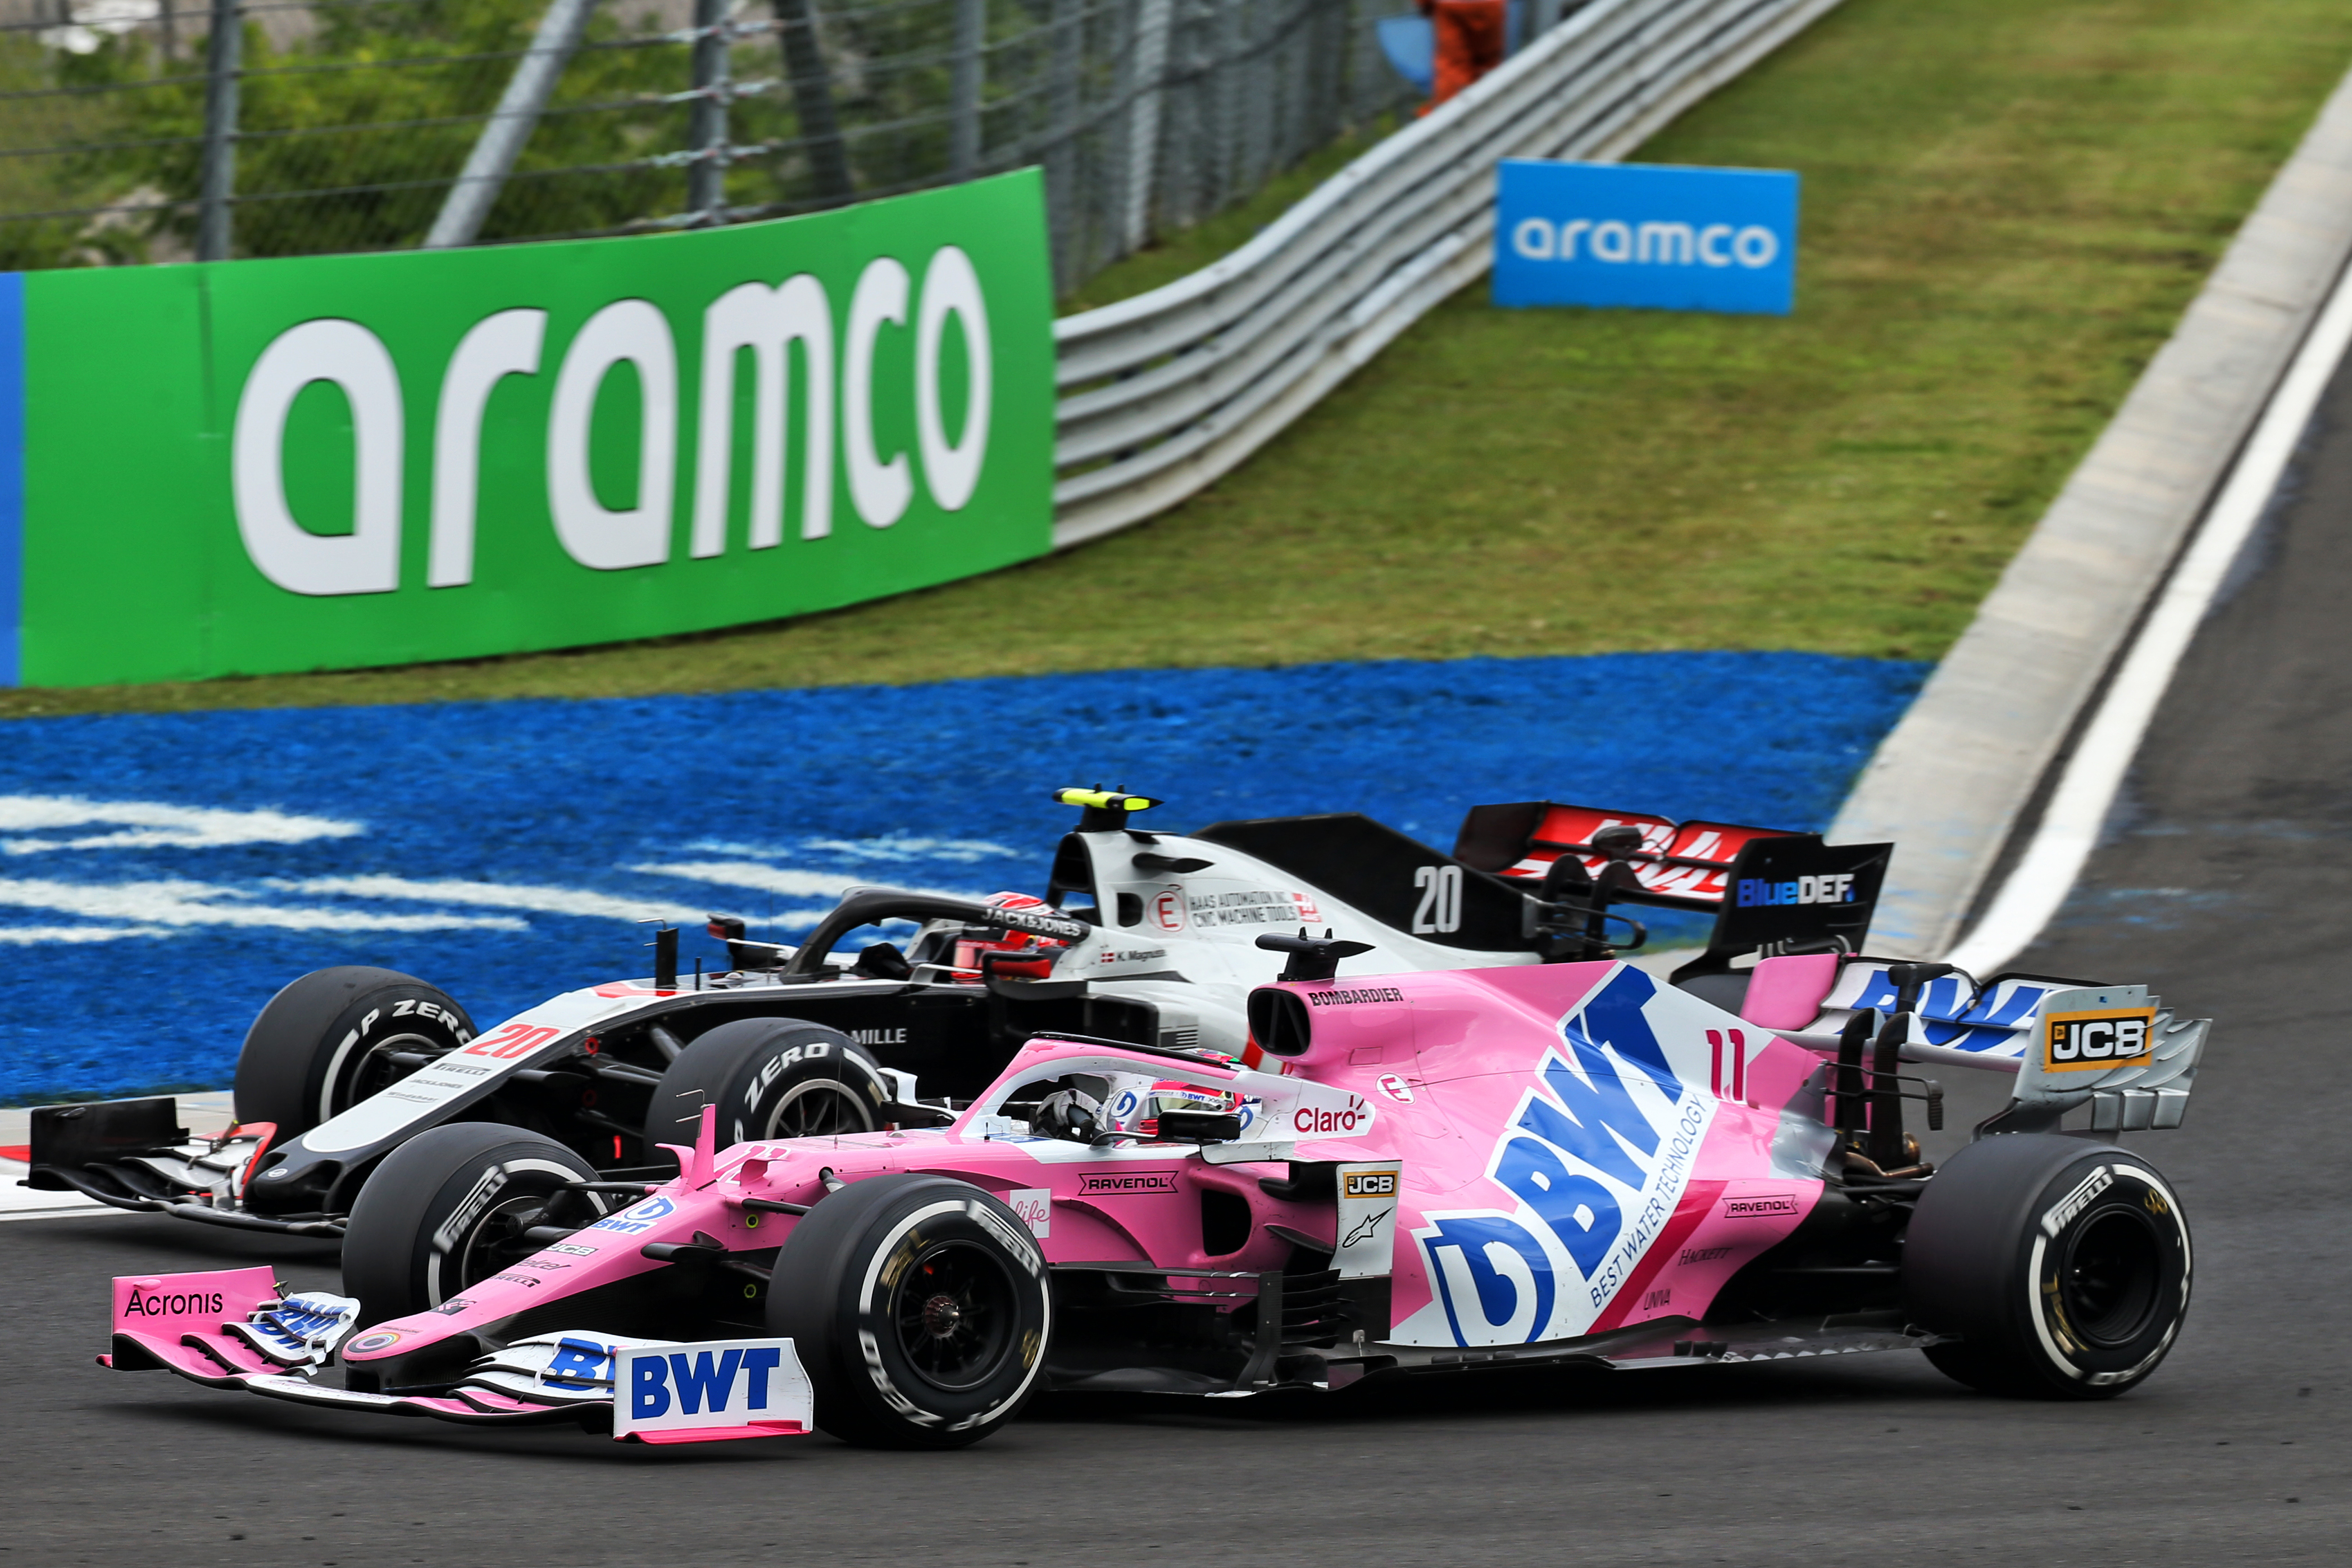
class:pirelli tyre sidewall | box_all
[769,1173,1051,1449]
[1904,1134,2191,1399]
[341,1122,603,1328]
[234,966,476,1137]
[647,1017,887,1149]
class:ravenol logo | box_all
[1735,873,1856,908]
[1491,158,1798,316]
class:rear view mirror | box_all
[1157,1110,1242,1144]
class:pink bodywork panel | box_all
[330,959,1833,1367]
[1740,952,1843,1030]
[103,1265,283,1380]
[1246,961,1823,1348]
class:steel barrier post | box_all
[424,0,601,249]
[774,0,853,205]
[1121,0,1174,253]
[1044,0,1084,290]
[949,0,985,180]
[196,0,240,261]
[688,0,730,221]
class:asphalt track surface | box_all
[11,412,2352,1568]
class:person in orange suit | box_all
[1420,0,1509,112]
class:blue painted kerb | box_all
[0,272,22,688]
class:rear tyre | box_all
[233,967,475,1137]
[341,1122,603,1328]
[1904,1133,2190,1400]
[768,1173,1051,1449]
[645,1017,887,1150]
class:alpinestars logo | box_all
[1405,967,1715,1348]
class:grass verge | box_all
[8,0,2352,719]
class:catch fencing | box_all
[1049,0,1846,547]
[0,0,1849,566]
[0,0,1424,290]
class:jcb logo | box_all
[2043,1009,2155,1073]
[1343,1171,1398,1199]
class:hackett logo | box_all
[1077,1171,1181,1197]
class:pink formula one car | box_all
[101,936,2209,1448]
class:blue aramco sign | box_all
[1491,159,1799,316]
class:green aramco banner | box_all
[0,171,1053,687]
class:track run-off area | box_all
[3,307,2349,1568]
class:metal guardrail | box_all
[1049,0,1845,549]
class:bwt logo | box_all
[1735,874,1855,908]
[1509,218,1780,270]
[630,1346,786,1418]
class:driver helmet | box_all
[1109,1078,1242,1137]
[953,892,1067,980]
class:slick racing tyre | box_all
[769,1173,1051,1449]
[646,1017,887,1150]
[1904,1134,2191,1400]
[234,967,475,1137]
[342,1123,604,1328]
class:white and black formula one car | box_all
[26,789,1890,1242]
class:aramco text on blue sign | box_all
[1491,159,1799,316]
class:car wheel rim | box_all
[2061,1206,2164,1347]
[333,1030,447,1117]
[891,1239,1017,1392]
[455,1191,558,1293]
[763,1079,874,1139]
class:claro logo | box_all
[1294,1099,1368,1135]
[122,1289,224,1317]
[231,246,994,597]
[1510,218,1780,270]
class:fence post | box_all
[688,0,730,221]
[196,0,240,261]
[948,0,985,180]
[1044,0,1083,291]
[1121,0,1173,253]
[423,0,600,250]
[773,0,852,205]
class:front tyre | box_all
[646,1017,887,1149]
[234,967,475,1137]
[1904,1134,2190,1400]
[769,1173,1051,1449]
[341,1123,603,1328]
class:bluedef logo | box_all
[1406,967,1715,1348]
[1735,873,1855,908]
